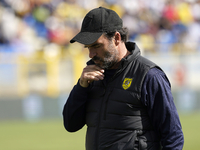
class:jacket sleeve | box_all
[141,68,184,150]
[62,80,89,132]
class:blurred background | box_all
[0,0,200,149]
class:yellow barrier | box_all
[0,47,87,98]
[0,42,199,98]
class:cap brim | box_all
[70,32,103,45]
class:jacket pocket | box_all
[99,129,137,150]
[138,137,147,150]
[122,130,137,150]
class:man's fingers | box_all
[84,65,104,79]
[79,65,105,87]
[85,65,104,73]
[81,65,105,81]
[83,70,104,81]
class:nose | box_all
[89,49,96,58]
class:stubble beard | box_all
[92,43,119,69]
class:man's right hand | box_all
[79,65,104,87]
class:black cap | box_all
[70,7,123,45]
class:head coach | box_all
[63,7,184,150]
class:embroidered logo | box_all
[122,78,133,90]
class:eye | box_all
[84,44,101,49]
[93,44,101,48]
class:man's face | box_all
[85,34,119,69]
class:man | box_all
[63,7,184,150]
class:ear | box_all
[114,32,121,46]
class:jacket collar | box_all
[118,42,141,69]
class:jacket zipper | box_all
[95,81,106,150]
[102,67,123,121]
[101,66,124,121]
[95,69,123,149]
[103,88,113,120]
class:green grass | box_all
[0,113,200,150]
[180,112,200,150]
[0,119,86,150]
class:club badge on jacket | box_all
[122,78,133,90]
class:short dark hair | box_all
[104,27,128,43]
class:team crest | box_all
[122,78,133,90]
